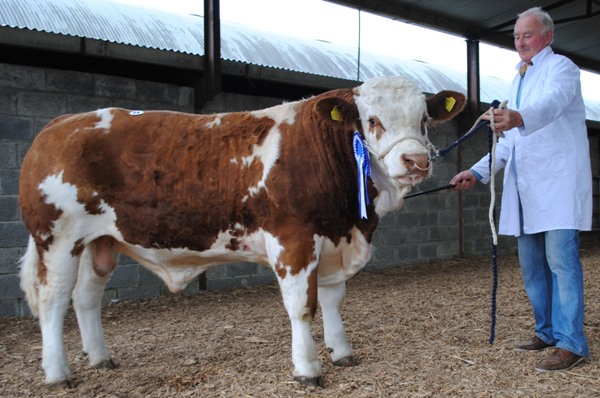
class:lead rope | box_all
[391,100,507,344]
[486,99,507,344]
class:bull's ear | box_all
[426,90,466,122]
[315,97,359,127]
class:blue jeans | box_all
[517,229,589,357]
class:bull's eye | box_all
[367,117,384,138]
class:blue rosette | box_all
[353,132,371,219]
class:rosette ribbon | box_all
[353,132,371,219]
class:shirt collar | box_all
[531,46,553,66]
[514,46,553,74]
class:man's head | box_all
[514,7,554,64]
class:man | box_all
[451,7,591,372]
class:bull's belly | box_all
[114,228,272,293]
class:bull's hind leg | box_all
[72,237,117,370]
[37,243,81,388]
[318,281,357,366]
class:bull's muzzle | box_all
[401,154,431,178]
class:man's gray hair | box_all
[518,6,554,42]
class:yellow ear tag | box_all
[445,97,457,112]
[331,106,343,122]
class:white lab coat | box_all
[471,46,592,237]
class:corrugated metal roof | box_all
[0,0,203,54]
[1,0,599,120]
[221,21,468,94]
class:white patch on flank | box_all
[93,108,114,131]
[38,172,123,245]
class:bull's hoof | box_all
[94,358,117,369]
[333,355,359,367]
[294,375,324,387]
[47,379,74,390]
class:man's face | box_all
[514,14,553,64]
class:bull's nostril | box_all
[403,155,431,171]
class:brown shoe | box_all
[513,336,555,352]
[535,348,585,372]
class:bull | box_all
[18,76,465,387]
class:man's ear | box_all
[315,97,359,127]
[426,91,467,122]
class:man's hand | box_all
[481,108,524,133]
[450,170,477,191]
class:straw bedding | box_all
[2,241,599,397]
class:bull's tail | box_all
[20,235,40,317]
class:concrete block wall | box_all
[0,62,520,317]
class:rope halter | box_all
[363,134,434,174]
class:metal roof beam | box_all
[204,0,222,101]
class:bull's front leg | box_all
[318,281,357,367]
[276,260,323,387]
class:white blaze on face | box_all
[355,77,431,184]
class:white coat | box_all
[471,46,592,237]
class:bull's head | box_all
[354,77,465,213]
[317,76,466,215]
